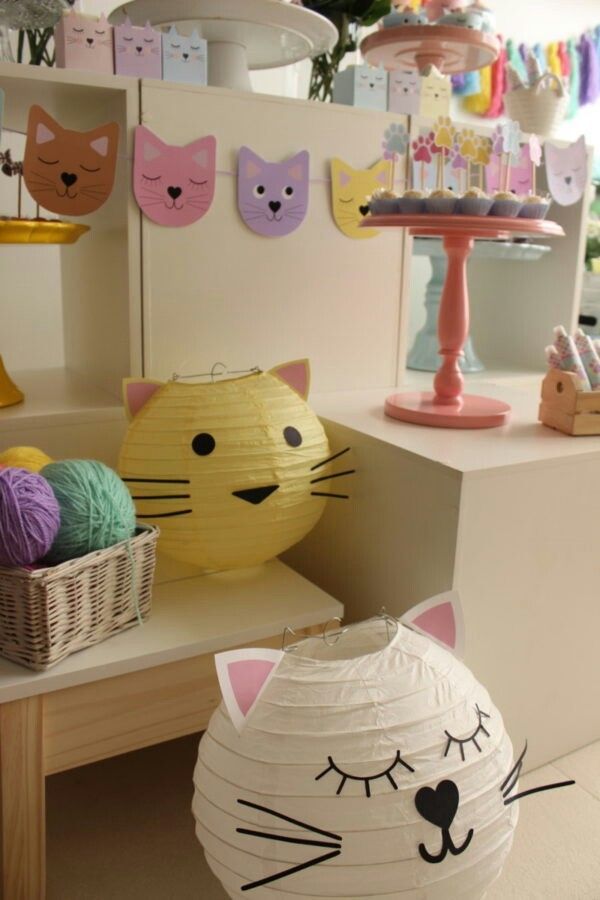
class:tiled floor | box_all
[48,735,600,899]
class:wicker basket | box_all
[504,74,568,137]
[0,525,159,671]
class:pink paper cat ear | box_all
[122,378,163,420]
[36,123,55,145]
[188,134,216,169]
[401,590,465,658]
[269,359,311,400]
[239,145,263,179]
[135,125,166,162]
[215,648,284,733]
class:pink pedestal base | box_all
[385,392,511,429]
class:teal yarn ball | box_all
[42,460,136,564]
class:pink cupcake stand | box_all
[364,214,564,428]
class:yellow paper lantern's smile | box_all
[118,360,332,572]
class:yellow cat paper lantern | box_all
[119,361,338,572]
[331,157,391,239]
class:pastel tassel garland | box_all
[464,64,492,115]
[506,39,528,84]
[547,42,562,78]
[557,41,570,78]
[486,43,506,118]
[566,38,581,119]
[578,34,600,106]
[533,43,547,75]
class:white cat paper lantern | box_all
[193,593,574,898]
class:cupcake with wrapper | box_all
[490,191,522,217]
[519,194,551,219]
[426,188,457,214]
[369,188,400,214]
[397,188,427,213]
[458,187,493,215]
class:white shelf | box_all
[0,558,342,703]
[313,370,600,475]
[0,367,123,434]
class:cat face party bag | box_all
[193,593,574,898]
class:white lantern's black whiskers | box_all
[310,469,356,486]
[311,447,351,471]
[316,751,414,798]
[444,706,491,761]
[503,780,575,806]
[123,476,190,484]
[240,850,341,892]
[501,741,528,797]
[236,828,340,850]
[237,799,341,842]
[311,491,349,499]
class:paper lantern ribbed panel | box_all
[119,362,330,572]
[193,619,518,899]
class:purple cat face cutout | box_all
[237,147,309,237]
[115,18,162,79]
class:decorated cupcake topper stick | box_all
[501,119,522,193]
[382,122,409,190]
[433,116,455,191]
[412,133,433,193]
[457,128,478,189]
[529,134,542,196]
[474,135,492,191]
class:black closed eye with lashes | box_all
[444,705,490,761]
[316,751,415,797]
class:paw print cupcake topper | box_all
[500,119,522,192]
[382,122,409,190]
[412,132,434,192]
[433,116,455,190]
[529,134,542,195]
[473,135,492,190]
[456,128,478,187]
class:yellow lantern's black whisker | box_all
[123,477,190,484]
[138,509,193,518]
[310,469,356,486]
[311,491,349,500]
[311,447,351,471]
[131,494,190,500]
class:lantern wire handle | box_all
[281,625,298,651]
[171,364,261,382]
[322,616,347,646]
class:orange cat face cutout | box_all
[23,105,119,217]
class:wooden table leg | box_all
[0,697,45,900]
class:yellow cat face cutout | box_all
[331,157,391,239]
[118,361,332,573]
[420,67,451,120]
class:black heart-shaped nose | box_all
[86,38,94,45]
[415,780,460,831]
[183,53,189,60]
[268,200,281,213]
[167,186,182,200]
[232,485,279,505]
[359,204,370,217]
[60,172,77,187]
[136,46,143,53]
[565,175,572,185]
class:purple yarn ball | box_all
[0,468,61,567]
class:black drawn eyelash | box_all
[338,197,354,203]
[189,178,208,186]
[73,27,84,33]
[144,38,154,43]
[142,174,162,183]
[315,751,414,798]
[444,705,491,761]
[123,36,133,42]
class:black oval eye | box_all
[254,184,265,196]
[284,186,294,196]
[192,433,215,456]
[284,426,302,448]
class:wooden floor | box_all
[47,733,600,899]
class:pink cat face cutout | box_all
[114,18,162,79]
[545,136,587,206]
[486,144,532,195]
[133,126,216,227]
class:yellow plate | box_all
[0,219,90,244]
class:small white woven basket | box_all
[0,524,158,671]
[504,73,568,136]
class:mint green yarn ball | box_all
[42,460,136,564]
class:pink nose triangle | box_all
[413,602,456,651]
[228,660,277,716]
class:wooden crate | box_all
[539,368,600,435]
